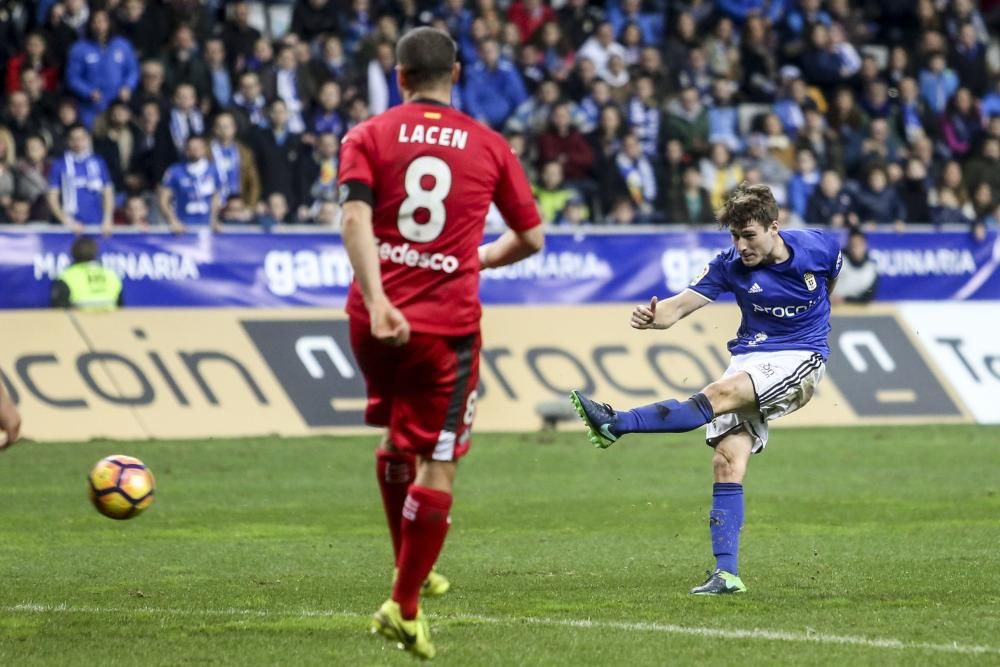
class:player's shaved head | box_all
[396,27,457,91]
[717,182,779,231]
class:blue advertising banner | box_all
[0,229,997,308]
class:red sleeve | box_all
[338,124,375,189]
[493,141,541,231]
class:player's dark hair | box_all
[396,27,457,91]
[71,237,99,263]
[716,181,779,230]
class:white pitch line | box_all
[4,603,998,657]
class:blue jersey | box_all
[48,153,112,224]
[687,229,843,359]
[65,37,140,126]
[162,161,223,225]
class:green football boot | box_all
[690,569,747,595]
[569,390,619,449]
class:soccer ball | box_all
[88,455,156,520]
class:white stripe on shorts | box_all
[432,430,456,461]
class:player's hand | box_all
[630,296,663,330]
[0,391,22,450]
[370,299,411,346]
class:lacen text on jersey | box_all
[398,124,469,150]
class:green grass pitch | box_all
[0,425,998,666]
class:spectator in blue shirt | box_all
[204,38,233,110]
[981,79,1000,119]
[707,79,742,153]
[365,41,401,117]
[787,148,822,219]
[341,0,375,54]
[607,0,665,45]
[778,0,831,61]
[716,0,788,24]
[438,0,474,41]
[800,24,848,93]
[918,52,959,116]
[627,75,661,157]
[308,81,347,141]
[158,135,222,233]
[46,124,114,235]
[463,39,528,129]
[65,10,140,128]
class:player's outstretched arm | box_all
[342,200,410,346]
[479,226,544,269]
[630,290,710,331]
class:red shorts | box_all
[349,318,480,461]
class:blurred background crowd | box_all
[0,0,997,232]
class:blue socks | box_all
[612,393,714,435]
[710,483,744,575]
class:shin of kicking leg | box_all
[613,393,714,434]
[614,372,757,436]
[393,459,455,619]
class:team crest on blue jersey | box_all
[804,272,817,291]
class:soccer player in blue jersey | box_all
[571,183,842,595]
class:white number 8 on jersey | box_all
[397,156,452,243]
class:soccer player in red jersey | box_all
[338,27,544,659]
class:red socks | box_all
[375,449,416,561]
[376,450,454,620]
[392,485,453,619]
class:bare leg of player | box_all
[702,373,757,416]
[391,459,455,617]
[713,431,753,484]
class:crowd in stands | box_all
[0,0,997,233]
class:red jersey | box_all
[339,100,541,336]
